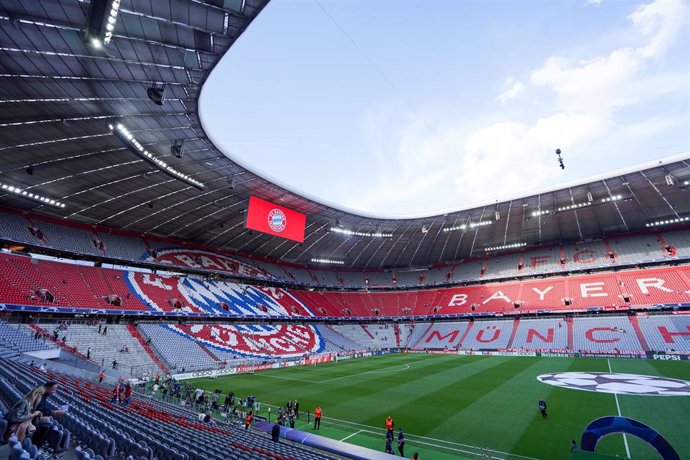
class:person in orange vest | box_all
[313,405,322,430]
[244,410,254,430]
[385,415,394,434]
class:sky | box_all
[200,0,690,219]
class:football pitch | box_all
[189,354,690,459]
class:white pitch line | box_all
[316,358,428,384]
[259,402,537,460]
[355,429,508,460]
[339,429,364,442]
[608,359,631,459]
[252,373,317,384]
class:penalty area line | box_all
[339,429,364,442]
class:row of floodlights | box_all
[88,0,120,49]
[442,220,492,232]
[646,217,690,227]
[310,258,344,265]
[485,242,527,252]
[601,194,623,202]
[103,0,120,45]
[330,227,393,238]
[0,182,65,208]
[110,123,204,189]
[557,202,592,212]
[534,194,622,216]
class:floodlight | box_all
[85,0,121,48]
[147,85,166,105]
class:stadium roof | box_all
[1,0,690,270]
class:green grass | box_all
[188,354,690,459]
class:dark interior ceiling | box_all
[1,0,690,270]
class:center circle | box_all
[537,372,690,396]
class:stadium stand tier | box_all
[0,358,338,460]
[2,251,690,319]
[3,208,690,289]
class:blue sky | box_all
[200,0,690,218]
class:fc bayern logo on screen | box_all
[268,208,287,232]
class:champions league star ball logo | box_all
[537,372,690,396]
[268,208,287,232]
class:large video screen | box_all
[245,196,306,243]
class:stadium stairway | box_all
[126,325,169,373]
[457,321,474,348]
[0,321,56,359]
[27,324,92,362]
[174,325,222,362]
[137,324,219,372]
[198,343,221,362]
[567,317,574,350]
[408,322,435,348]
[505,318,520,349]
[628,315,650,351]
[359,324,376,340]
[315,325,363,351]
[38,324,162,378]
[602,237,618,264]
[393,323,401,348]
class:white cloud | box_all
[496,82,525,104]
[350,0,689,216]
[585,0,603,6]
[630,0,689,58]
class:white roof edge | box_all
[200,84,689,220]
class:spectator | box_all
[397,428,406,457]
[294,399,299,419]
[33,381,66,445]
[87,347,91,359]
[99,370,105,383]
[103,326,108,336]
[98,324,102,334]
[411,453,419,460]
[271,423,280,442]
[6,385,45,441]
[224,392,233,412]
[122,382,133,406]
[112,359,118,370]
[39,362,47,372]
[385,435,393,454]
[244,411,254,430]
[111,383,122,404]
